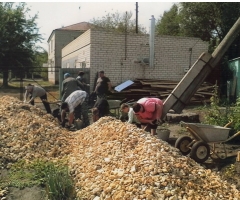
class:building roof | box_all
[57,22,92,31]
[48,22,92,43]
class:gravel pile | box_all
[0,96,75,165]
[69,117,240,200]
[0,96,239,199]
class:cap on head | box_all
[64,73,70,79]
[99,70,104,74]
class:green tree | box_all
[32,50,48,80]
[90,11,147,34]
[0,2,42,88]
[156,4,181,36]
[179,2,240,43]
[156,2,240,56]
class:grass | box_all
[0,159,76,200]
[0,79,60,101]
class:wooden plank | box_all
[150,85,176,89]
[129,89,152,92]
[157,91,170,94]
[139,80,178,85]
[196,86,214,92]
[193,94,205,98]
[159,94,170,97]
[196,91,214,96]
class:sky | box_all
[24,1,175,51]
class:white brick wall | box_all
[62,29,208,91]
[47,30,84,83]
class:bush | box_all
[203,85,240,142]
[3,159,76,200]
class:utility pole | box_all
[136,2,138,34]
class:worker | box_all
[61,90,89,129]
[120,103,141,128]
[61,73,82,102]
[24,84,51,114]
[94,71,112,102]
[91,99,110,122]
[76,71,89,92]
[132,97,163,135]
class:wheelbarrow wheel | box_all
[190,141,210,163]
[175,136,193,156]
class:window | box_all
[80,61,86,68]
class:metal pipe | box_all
[149,15,155,67]
[136,2,138,34]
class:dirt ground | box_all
[1,89,240,199]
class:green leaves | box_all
[156,4,182,36]
[0,2,43,87]
[1,159,76,200]
[90,11,147,34]
[156,2,240,42]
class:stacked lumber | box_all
[109,79,215,104]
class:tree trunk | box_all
[2,70,8,88]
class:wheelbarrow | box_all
[175,121,240,163]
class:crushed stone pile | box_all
[0,96,75,165]
[0,96,239,199]
[69,118,240,200]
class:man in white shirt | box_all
[24,84,51,114]
[120,103,141,128]
[61,90,89,128]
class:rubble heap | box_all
[0,96,239,199]
[0,96,75,164]
[69,118,240,200]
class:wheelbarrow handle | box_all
[223,131,240,143]
[224,120,233,128]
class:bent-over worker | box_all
[132,97,163,135]
[91,99,110,122]
[24,84,51,114]
[120,103,141,128]
[61,90,90,129]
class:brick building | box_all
[61,29,208,92]
[47,22,91,84]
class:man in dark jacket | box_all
[76,71,89,92]
[94,71,112,101]
[61,73,82,101]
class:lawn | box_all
[0,79,60,102]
